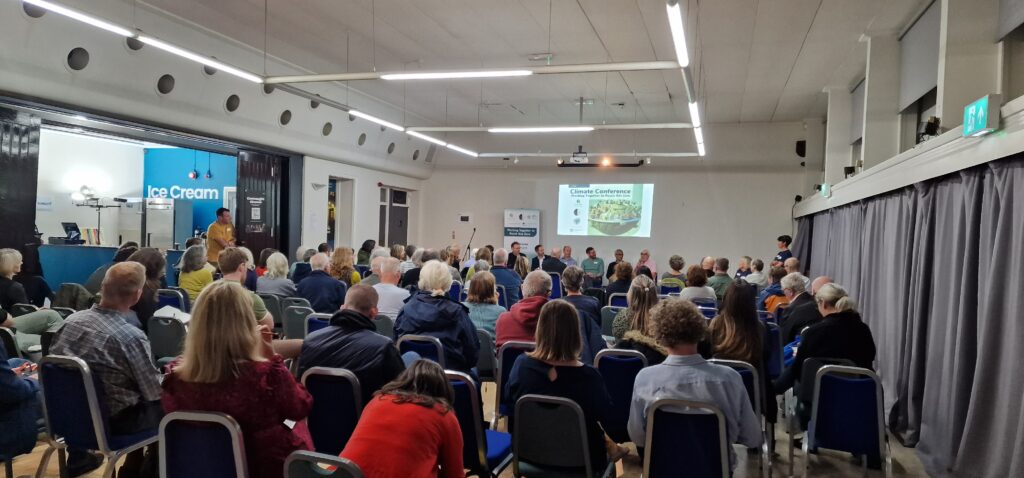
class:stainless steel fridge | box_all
[134,199,194,250]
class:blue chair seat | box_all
[107,428,158,451]
[485,429,512,469]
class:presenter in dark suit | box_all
[530,244,548,271]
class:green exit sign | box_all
[963,94,1001,137]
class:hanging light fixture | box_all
[204,152,213,179]
[188,150,199,180]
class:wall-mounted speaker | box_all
[796,140,806,158]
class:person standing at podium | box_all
[206,207,236,270]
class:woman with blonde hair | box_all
[514,254,530,279]
[394,261,479,374]
[330,247,362,286]
[257,252,297,297]
[505,299,626,471]
[611,275,667,364]
[0,248,63,354]
[178,244,215,301]
[237,246,259,291]
[162,281,313,478]
[461,270,505,335]
[465,247,493,281]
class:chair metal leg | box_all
[57,449,68,478]
[5,460,14,478]
[102,452,121,478]
[34,446,56,478]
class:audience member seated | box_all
[372,257,409,319]
[360,247,392,286]
[439,248,462,282]
[661,255,686,288]
[397,244,415,275]
[85,243,138,294]
[514,254,531,280]
[540,247,567,274]
[707,257,732,302]
[401,249,439,288]
[612,276,666,365]
[505,300,626,470]
[0,249,64,354]
[162,281,313,478]
[297,253,348,314]
[288,248,317,284]
[709,280,775,423]
[773,284,876,425]
[757,267,789,313]
[464,247,491,282]
[635,265,655,280]
[461,270,505,336]
[178,245,215,301]
[778,274,828,344]
[605,261,634,298]
[465,259,491,290]
[255,248,276,277]
[771,235,793,267]
[558,266,607,365]
[495,270,551,347]
[299,284,405,404]
[238,247,259,292]
[357,239,376,266]
[700,256,715,278]
[734,255,753,279]
[395,261,479,374]
[627,298,762,471]
[446,243,462,271]
[605,249,625,280]
[636,249,657,276]
[341,360,464,478]
[215,248,274,330]
[783,257,811,290]
[256,252,298,298]
[490,249,523,307]
[561,245,577,267]
[331,247,363,287]
[127,248,166,332]
[612,275,658,341]
[678,264,716,304]
[1,337,40,463]
[51,262,164,477]
[742,258,769,291]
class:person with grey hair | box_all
[734,256,753,279]
[289,247,318,283]
[372,257,409,318]
[400,248,438,288]
[178,244,216,301]
[296,253,348,313]
[257,252,297,297]
[395,261,479,374]
[495,270,552,347]
[779,275,831,344]
[560,266,608,364]
[742,259,768,291]
[490,248,523,308]
[361,247,392,286]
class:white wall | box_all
[302,156,423,255]
[36,130,145,245]
[419,167,804,273]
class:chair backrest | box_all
[600,306,622,337]
[496,341,536,417]
[284,451,364,478]
[764,322,783,380]
[38,356,110,453]
[475,329,497,382]
[355,265,370,278]
[305,314,331,337]
[301,367,362,456]
[9,303,39,317]
[808,366,885,460]
[608,292,628,308]
[160,411,248,478]
[147,316,187,361]
[0,327,21,359]
[448,281,462,302]
[54,282,94,310]
[708,359,761,416]
[548,272,562,299]
[283,306,315,339]
[690,297,717,309]
[642,399,729,478]
[496,284,508,309]
[257,293,284,327]
[659,283,682,295]
[168,287,192,312]
[595,349,648,443]
[513,395,593,477]
[51,307,76,319]
[281,297,312,311]
[157,289,187,311]
[396,334,445,367]
[447,371,492,476]
[757,310,774,323]
[798,357,856,404]
[583,287,606,306]
[373,315,395,339]
[698,306,717,319]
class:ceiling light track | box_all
[666,0,705,157]
[408,123,693,133]
[263,61,680,84]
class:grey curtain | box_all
[796,156,1024,477]
[791,216,813,273]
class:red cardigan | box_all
[341,394,463,478]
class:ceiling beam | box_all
[263,61,681,84]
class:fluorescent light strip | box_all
[348,110,405,132]
[137,35,263,83]
[488,126,595,133]
[666,1,690,67]
[381,70,532,80]
[693,126,704,145]
[446,144,479,157]
[23,0,134,36]
[407,130,447,146]
[688,102,701,128]
[697,142,706,157]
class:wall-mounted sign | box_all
[963,94,1001,138]
[36,196,54,211]
[244,192,266,234]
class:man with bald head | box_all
[373,257,410,318]
[298,284,405,403]
[779,275,833,344]
[297,252,348,313]
[701,256,715,278]
[783,258,811,290]
[360,247,392,286]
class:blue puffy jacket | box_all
[395,291,480,373]
[0,341,41,459]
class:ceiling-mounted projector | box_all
[569,145,589,164]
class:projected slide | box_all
[557,184,654,237]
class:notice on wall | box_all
[503,209,541,252]
[244,192,266,234]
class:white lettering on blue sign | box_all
[147,185,219,200]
